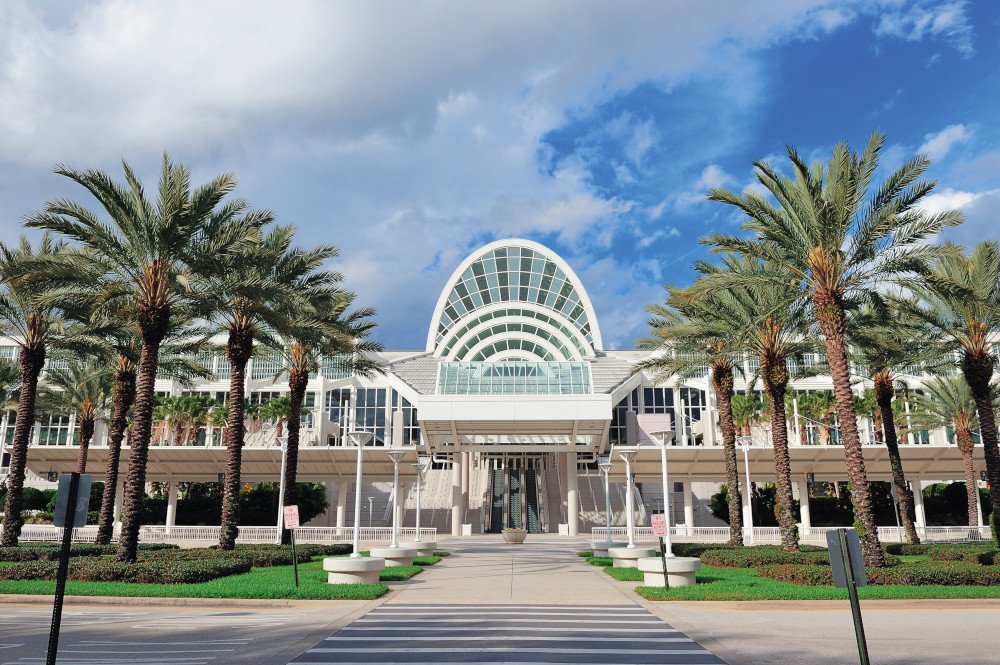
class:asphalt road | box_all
[0,601,369,665]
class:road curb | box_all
[0,593,370,609]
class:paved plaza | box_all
[2,535,1000,664]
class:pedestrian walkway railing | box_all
[6,524,437,544]
[592,525,994,544]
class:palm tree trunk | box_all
[280,368,308,545]
[961,350,1000,535]
[874,373,919,544]
[712,365,744,545]
[958,432,978,527]
[0,344,46,547]
[75,417,95,474]
[116,309,169,563]
[814,294,884,567]
[96,368,136,545]
[761,357,798,551]
[219,324,253,550]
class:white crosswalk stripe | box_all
[288,605,725,664]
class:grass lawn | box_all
[0,551,450,600]
[634,564,1000,601]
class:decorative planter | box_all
[502,530,527,543]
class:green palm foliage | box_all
[45,359,113,473]
[207,226,344,550]
[636,285,745,545]
[0,234,84,546]
[26,155,267,562]
[703,131,962,566]
[908,376,998,527]
[271,292,384,544]
[900,241,1000,533]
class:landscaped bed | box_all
[578,542,1000,601]
[0,544,448,599]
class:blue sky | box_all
[0,1,997,350]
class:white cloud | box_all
[673,164,737,208]
[875,1,974,56]
[918,123,973,159]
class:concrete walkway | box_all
[387,534,633,605]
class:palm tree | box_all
[636,285,745,545]
[704,131,962,566]
[900,242,1000,535]
[26,155,268,562]
[908,376,998,526]
[846,307,941,544]
[45,359,113,473]
[208,227,341,550]
[0,234,85,546]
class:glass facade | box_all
[438,361,591,395]
[435,246,593,346]
[441,307,590,359]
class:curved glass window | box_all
[456,324,571,361]
[436,247,593,345]
[438,361,592,395]
[439,307,590,359]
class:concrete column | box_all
[742,479,753,529]
[976,481,984,526]
[567,452,579,536]
[683,481,695,534]
[912,478,926,529]
[336,481,348,528]
[797,481,811,530]
[559,452,568,522]
[451,454,463,536]
[113,479,125,536]
[461,451,470,508]
[165,481,178,533]
[325,481,335,526]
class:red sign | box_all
[651,513,668,536]
[283,505,300,529]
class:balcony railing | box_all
[592,525,994,545]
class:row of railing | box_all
[6,525,437,544]
[591,525,994,544]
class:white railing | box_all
[592,525,995,545]
[2,525,436,544]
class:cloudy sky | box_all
[1,1,997,350]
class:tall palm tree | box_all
[209,227,341,550]
[636,286,745,545]
[271,291,384,543]
[26,155,267,562]
[900,241,1000,534]
[0,234,86,546]
[44,359,113,473]
[846,306,941,544]
[704,131,962,566]
[689,255,816,551]
[908,376,998,527]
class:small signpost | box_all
[651,513,669,589]
[47,472,91,665]
[284,505,300,587]
[826,528,869,665]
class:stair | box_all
[524,469,540,533]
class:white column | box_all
[461,451,470,510]
[559,452,568,522]
[336,481,348,528]
[325,481,335,526]
[797,481,811,530]
[683,481,695,534]
[912,478,926,529]
[113,479,125,537]
[451,454,463,536]
[165,481,178,533]
[703,377,716,447]
[567,452,579,536]
[742,480,753,530]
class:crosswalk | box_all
[289,604,725,664]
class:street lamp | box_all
[348,431,374,558]
[618,448,638,548]
[367,496,374,527]
[598,456,613,544]
[412,456,431,542]
[651,428,676,557]
[738,435,754,545]
[386,449,408,548]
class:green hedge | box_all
[0,556,252,584]
[699,547,833,568]
[760,561,1000,587]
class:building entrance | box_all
[483,455,550,534]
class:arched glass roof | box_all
[427,241,602,359]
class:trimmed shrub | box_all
[296,544,353,558]
[0,556,252,584]
[759,561,1000,586]
[700,547,832,568]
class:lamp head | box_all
[618,448,638,463]
[597,456,612,474]
[386,450,407,464]
[651,429,675,446]
[413,455,432,474]
[348,431,374,447]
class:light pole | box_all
[738,435,754,544]
[367,496,374,527]
[618,448,638,548]
[652,428,676,557]
[274,438,289,544]
[349,431,373,558]
[387,449,408,548]
[598,456,613,543]
[412,456,431,542]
